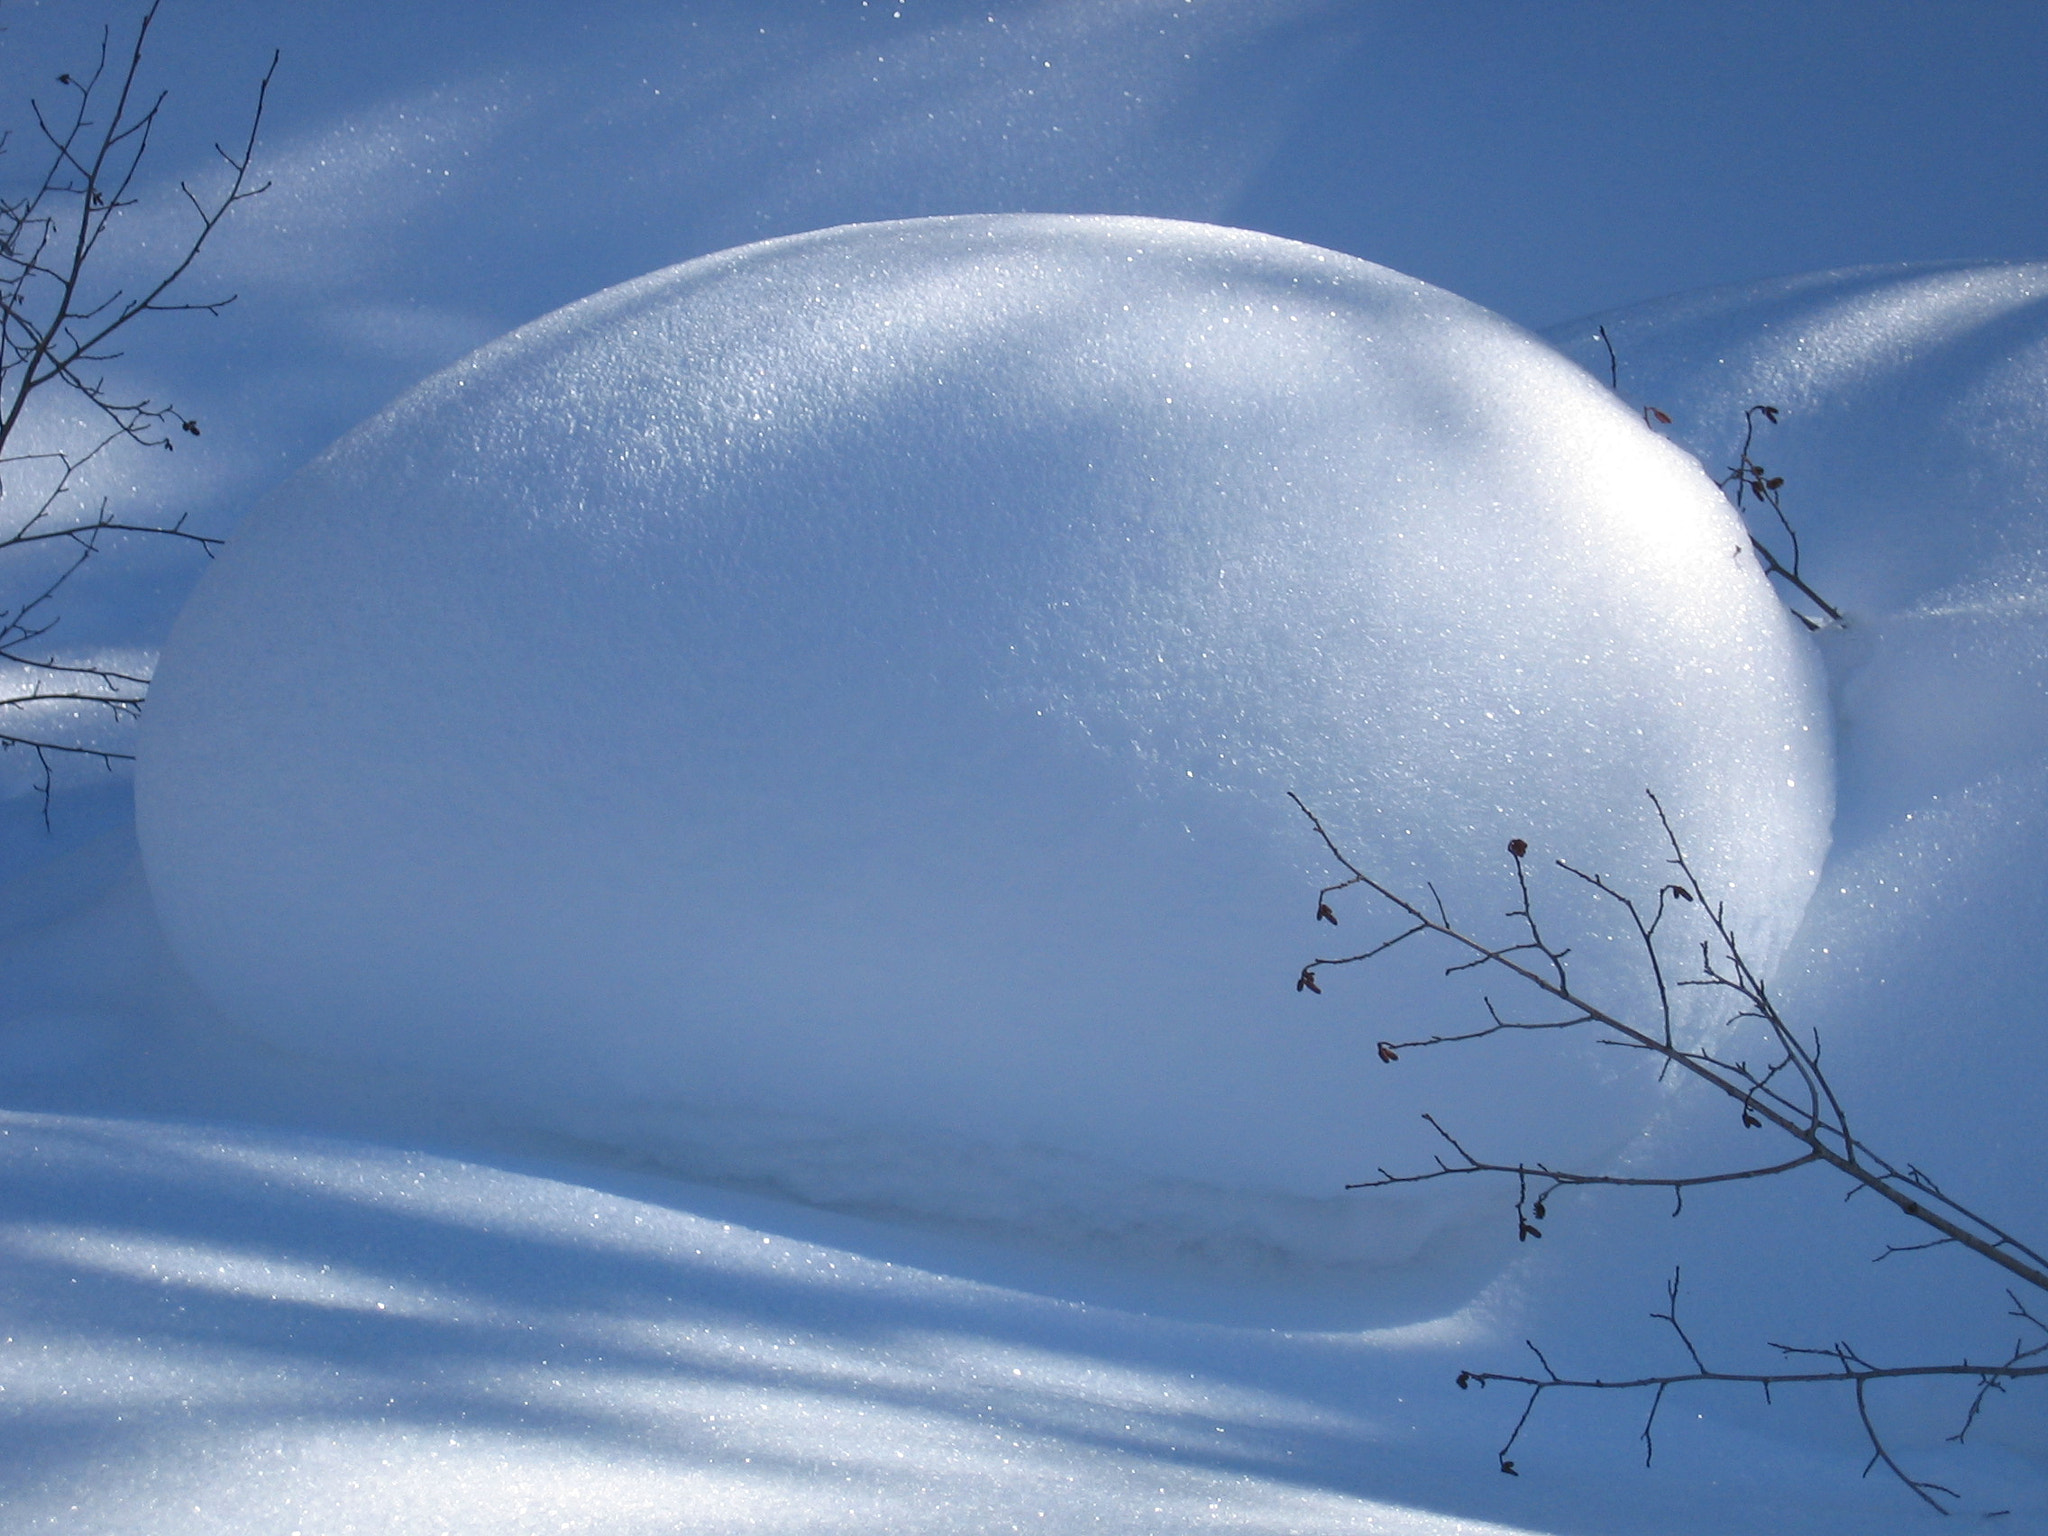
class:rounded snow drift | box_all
[139,216,1829,1317]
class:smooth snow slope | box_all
[0,1104,1985,1536]
[137,217,1829,1312]
[0,1111,1529,1536]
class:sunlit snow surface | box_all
[136,217,1828,1306]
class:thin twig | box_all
[0,3,270,814]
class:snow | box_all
[0,4,2040,1530]
[136,215,1827,1310]
[0,1104,1974,1536]
[0,1110,1519,1536]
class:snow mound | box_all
[1552,262,2048,1238]
[138,217,1829,1308]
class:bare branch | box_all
[1296,790,2048,1508]
[1292,791,2048,1296]
[1712,405,1844,628]
[0,4,270,812]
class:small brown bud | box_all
[1507,838,1528,859]
[1650,407,1671,424]
[1518,1221,1542,1241]
[1377,1041,1399,1064]
[1741,1109,1761,1129]
[1500,1460,1519,1477]
[1296,970,1321,995]
[1666,884,1693,902]
[1456,1371,1472,1390]
[1316,902,1338,925]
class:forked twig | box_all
[1714,405,1844,629]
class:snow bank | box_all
[137,217,1829,1306]
[1551,262,2048,1238]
